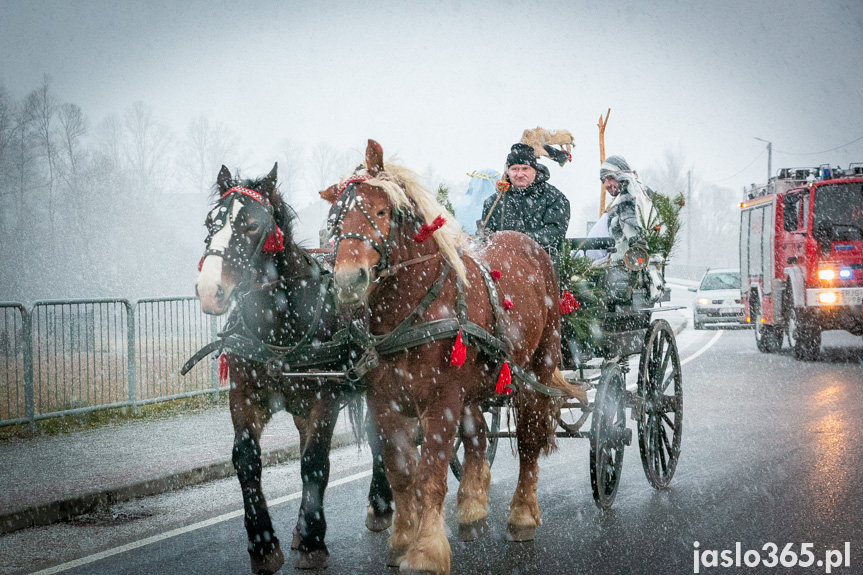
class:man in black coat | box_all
[481,143,570,265]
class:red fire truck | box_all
[739,164,863,360]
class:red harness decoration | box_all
[495,362,512,395]
[490,269,502,281]
[198,257,204,272]
[337,174,371,194]
[218,353,229,385]
[222,186,268,205]
[559,290,579,315]
[413,215,447,243]
[503,298,514,310]
[262,225,284,253]
[449,329,467,368]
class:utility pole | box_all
[754,137,773,183]
[687,169,692,265]
[598,108,611,216]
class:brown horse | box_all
[322,140,572,575]
[195,164,392,573]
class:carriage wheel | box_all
[636,319,683,489]
[589,363,627,510]
[449,404,501,481]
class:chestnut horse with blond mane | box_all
[321,140,576,575]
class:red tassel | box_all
[218,353,229,386]
[449,329,466,368]
[197,257,204,272]
[262,226,284,253]
[503,298,514,310]
[490,269,501,281]
[495,362,512,395]
[412,215,446,243]
[559,290,579,315]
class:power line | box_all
[713,148,766,183]
[774,135,863,156]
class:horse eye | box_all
[377,209,386,217]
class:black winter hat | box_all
[505,143,538,169]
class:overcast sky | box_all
[2,0,862,228]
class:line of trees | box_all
[0,77,361,302]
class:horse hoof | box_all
[458,517,488,541]
[291,528,301,550]
[506,524,536,542]
[250,546,285,575]
[386,548,404,567]
[295,549,329,570]
[366,508,394,532]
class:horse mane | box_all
[340,160,468,282]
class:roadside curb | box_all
[0,431,358,535]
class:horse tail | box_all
[549,368,588,404]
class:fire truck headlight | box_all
[818,291,838,304]
[839,268,851,279]
[696,298,711,306]
[818,269,835,280]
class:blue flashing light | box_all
[839,269,852,279]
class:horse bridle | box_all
[202,186,281,277]
[328,175,400,274]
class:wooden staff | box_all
[598,108,611,216]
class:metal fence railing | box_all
[0,297,225,427]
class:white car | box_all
[690,268,745,329]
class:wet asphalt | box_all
[9,327,863,575]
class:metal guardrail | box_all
[0,297,225,427]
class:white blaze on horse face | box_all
[196,202,241,314]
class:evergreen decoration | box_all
[436,184,455,216]
[557,240,607,353]
[639,192,685,262]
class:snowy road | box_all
[5,326,863,575]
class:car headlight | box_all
[696,297,711,305]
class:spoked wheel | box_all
[450,404,501,481]
[636,319,683,489]
[590,363,628,510]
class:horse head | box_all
[321,140,396,306]
[195,163,286,315]
[322,139,465,307]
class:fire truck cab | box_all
[739,164,863,360]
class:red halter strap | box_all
[337,175,371,194]
[222,186,270,207]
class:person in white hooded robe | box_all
[587,155,657,261]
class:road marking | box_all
[28,470,373,575]
[680,330,723,366]
[31,329,725,575]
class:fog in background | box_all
[1,0,861,302]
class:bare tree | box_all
[123,101,173,195]
[176,114,241,195]
[276,137,305,205]
[56,103,88,186]
[27,76,59,223]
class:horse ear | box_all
[217,165,232,194]
[319,183,340,204]
[365,139,384,177]
[261,163,278,198]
